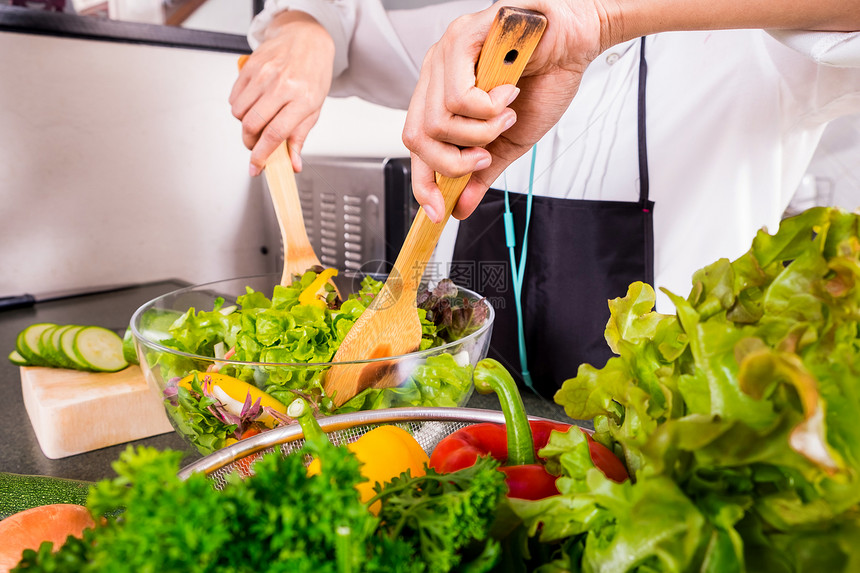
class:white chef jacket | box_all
[250,1,860,313]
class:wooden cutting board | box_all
[20,365,174,459]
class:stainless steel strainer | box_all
[177,407,570,490]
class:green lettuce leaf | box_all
[533,207,860,572]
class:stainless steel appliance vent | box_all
[270,156,415,275]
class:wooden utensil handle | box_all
[238,55,323,286]
[237,56,312,262]
[265,141,312,252]
[391,7,547,291]
[436,7,547,210]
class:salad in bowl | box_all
[131,269,493,454]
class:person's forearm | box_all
[250,1,357,79]
[606,0,860,49]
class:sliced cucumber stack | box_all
[11,322,129,373]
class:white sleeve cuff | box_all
[768,29,860,67]
[248,0,355,79]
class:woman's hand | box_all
[229,11,335,176]
[402,1,610,222]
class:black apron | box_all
[451,38,654,399]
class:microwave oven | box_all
[269,155,417,275]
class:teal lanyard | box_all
[502,145,538,395]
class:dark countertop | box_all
[0,280,204,482]
[1,280,571,483]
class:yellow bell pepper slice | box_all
[307,425,429,514]
[178,372,287,428]
[298,268,338,309]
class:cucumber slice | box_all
[122,326,140,365]
[60,325,89,370]
[15,323,56,366]
[8,350,29,366]
[37,324,61,367]
[47,324,77,369]
[72,326,128,372]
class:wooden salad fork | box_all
[238,55,341,298]
[323,7,547,407]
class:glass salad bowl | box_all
[131,271,494,455]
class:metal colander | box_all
[177,407,567,489]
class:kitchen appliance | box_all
[283,156,417,275]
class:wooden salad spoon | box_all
[323,7,547,407]
[262,140,331,288]
[238,56,341,298]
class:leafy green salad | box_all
[139,271,489,454]
[509,206,860,570]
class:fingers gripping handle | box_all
[395,7,547,288]
[435,7,547,214]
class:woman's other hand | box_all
[229,11,335,176]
